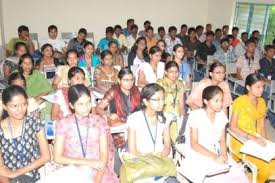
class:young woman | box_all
[172,44,192,82]
[18,53,52,100]
[187,62,232,112]
[127,37,149,68]
[136,46,164,88]
[51,66,95,121]
[183,85,249,183]
[230,73,275,183]
[1,42,27,80]
[52,49,89,90]
[0,85,50,183]
[78,42,100,84]
[38,44,64,72]
[94,50,118,93]
[108,40,124,70]
[157,61,185,143]
[127,83,179,183]
[54,84,118,183]
[157,39,171,63]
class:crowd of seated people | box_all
[0,19,274,183]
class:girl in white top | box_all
[183,85,249,183]
[136,46,164,88]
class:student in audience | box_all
[122,18,135,37]
[94,50,118,92]
[40,25,66,55]
[165,26,182,54]
[221,25,229,39]
[78,41,100,84]
[251,30,260,40]
[38,44,64,72]
[8,72,26,88]
[108,40,124,69]
[196,25,205,43]
[127,37,149,67]
[136,46,164,88]
[205,23,212,33]
[177,24,189,46]
[236,38,260,80]
[127,83,179,183]
[0,85,50,183]
[18,53,52,99]
[6,25,35,56]
[54,84,118,183]
[157,61,186,143]
[138,20,151,37]
[51,66,94,121]
[113,25,127,51]
[97,26,119,53]
[231,27,240,48]
[185,27,200,59]
[172,44,192,82]
[213,38,236,64]
[96,67,140,123]
[67,28,88,55]
[187,62,232,112]
[145,26,157,51]
[213,28,222,50]
[53,49,84,90]
[157,39,171,63]
[1,42,28,80]
[183,85,249,183]
[196,31,216,64]
[156,26,167,41]
[96,67,140,154]
[234,32,248,58]
[126,24,139,51]
[259,45,275,80]
[230,73,275,183]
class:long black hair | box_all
[18,53,35,75]
[202,85,223,108]
[245,73,265,94]
[68,84,91,106]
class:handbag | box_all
[120,153,176,183]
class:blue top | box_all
[122,28,131,37]
[97,38,119,52]
[179,61,192,81]
[78,53,100,67]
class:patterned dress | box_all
[0,115,43,181]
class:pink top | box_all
[56,114,118,183]
[236,55,260,80]
[187,78,232,109]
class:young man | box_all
[122,18,134,37]
[145,26,157,51]
[213,28,222,50]
[259,45,275,80]
[113,25,127,51]
[164,26,182,54]
[231,27,240,47]
[40,25,66,53]
[6,25,35,56]
[234,32,248,58]
[196,31,216,64]
[177,24,189,45]
[236,38,260,80]
[156,26,167,40]
[67,28,88,55]
[196,25,205,43]
[221,25,229,39]
[138,20,151,37]
[205,23,212,33]
[185,27,200,59]
[126,24,139,51]
[213,38,236,64]
[97,26,119,52]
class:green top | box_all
[25,70,53,97]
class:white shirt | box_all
[185,109,228,154]
[127,111,169,154]
[127,35,139,51]
[136,62,164,85]
[40,37,66,52]
[164,36,182,54]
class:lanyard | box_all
[74,115,90,158]
[142,111,158,151]
[8,118,26,161]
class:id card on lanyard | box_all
[74,115,90,158]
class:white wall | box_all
[2,0,209,45]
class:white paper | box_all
[41,94,56,103]
[240,140,275,162]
